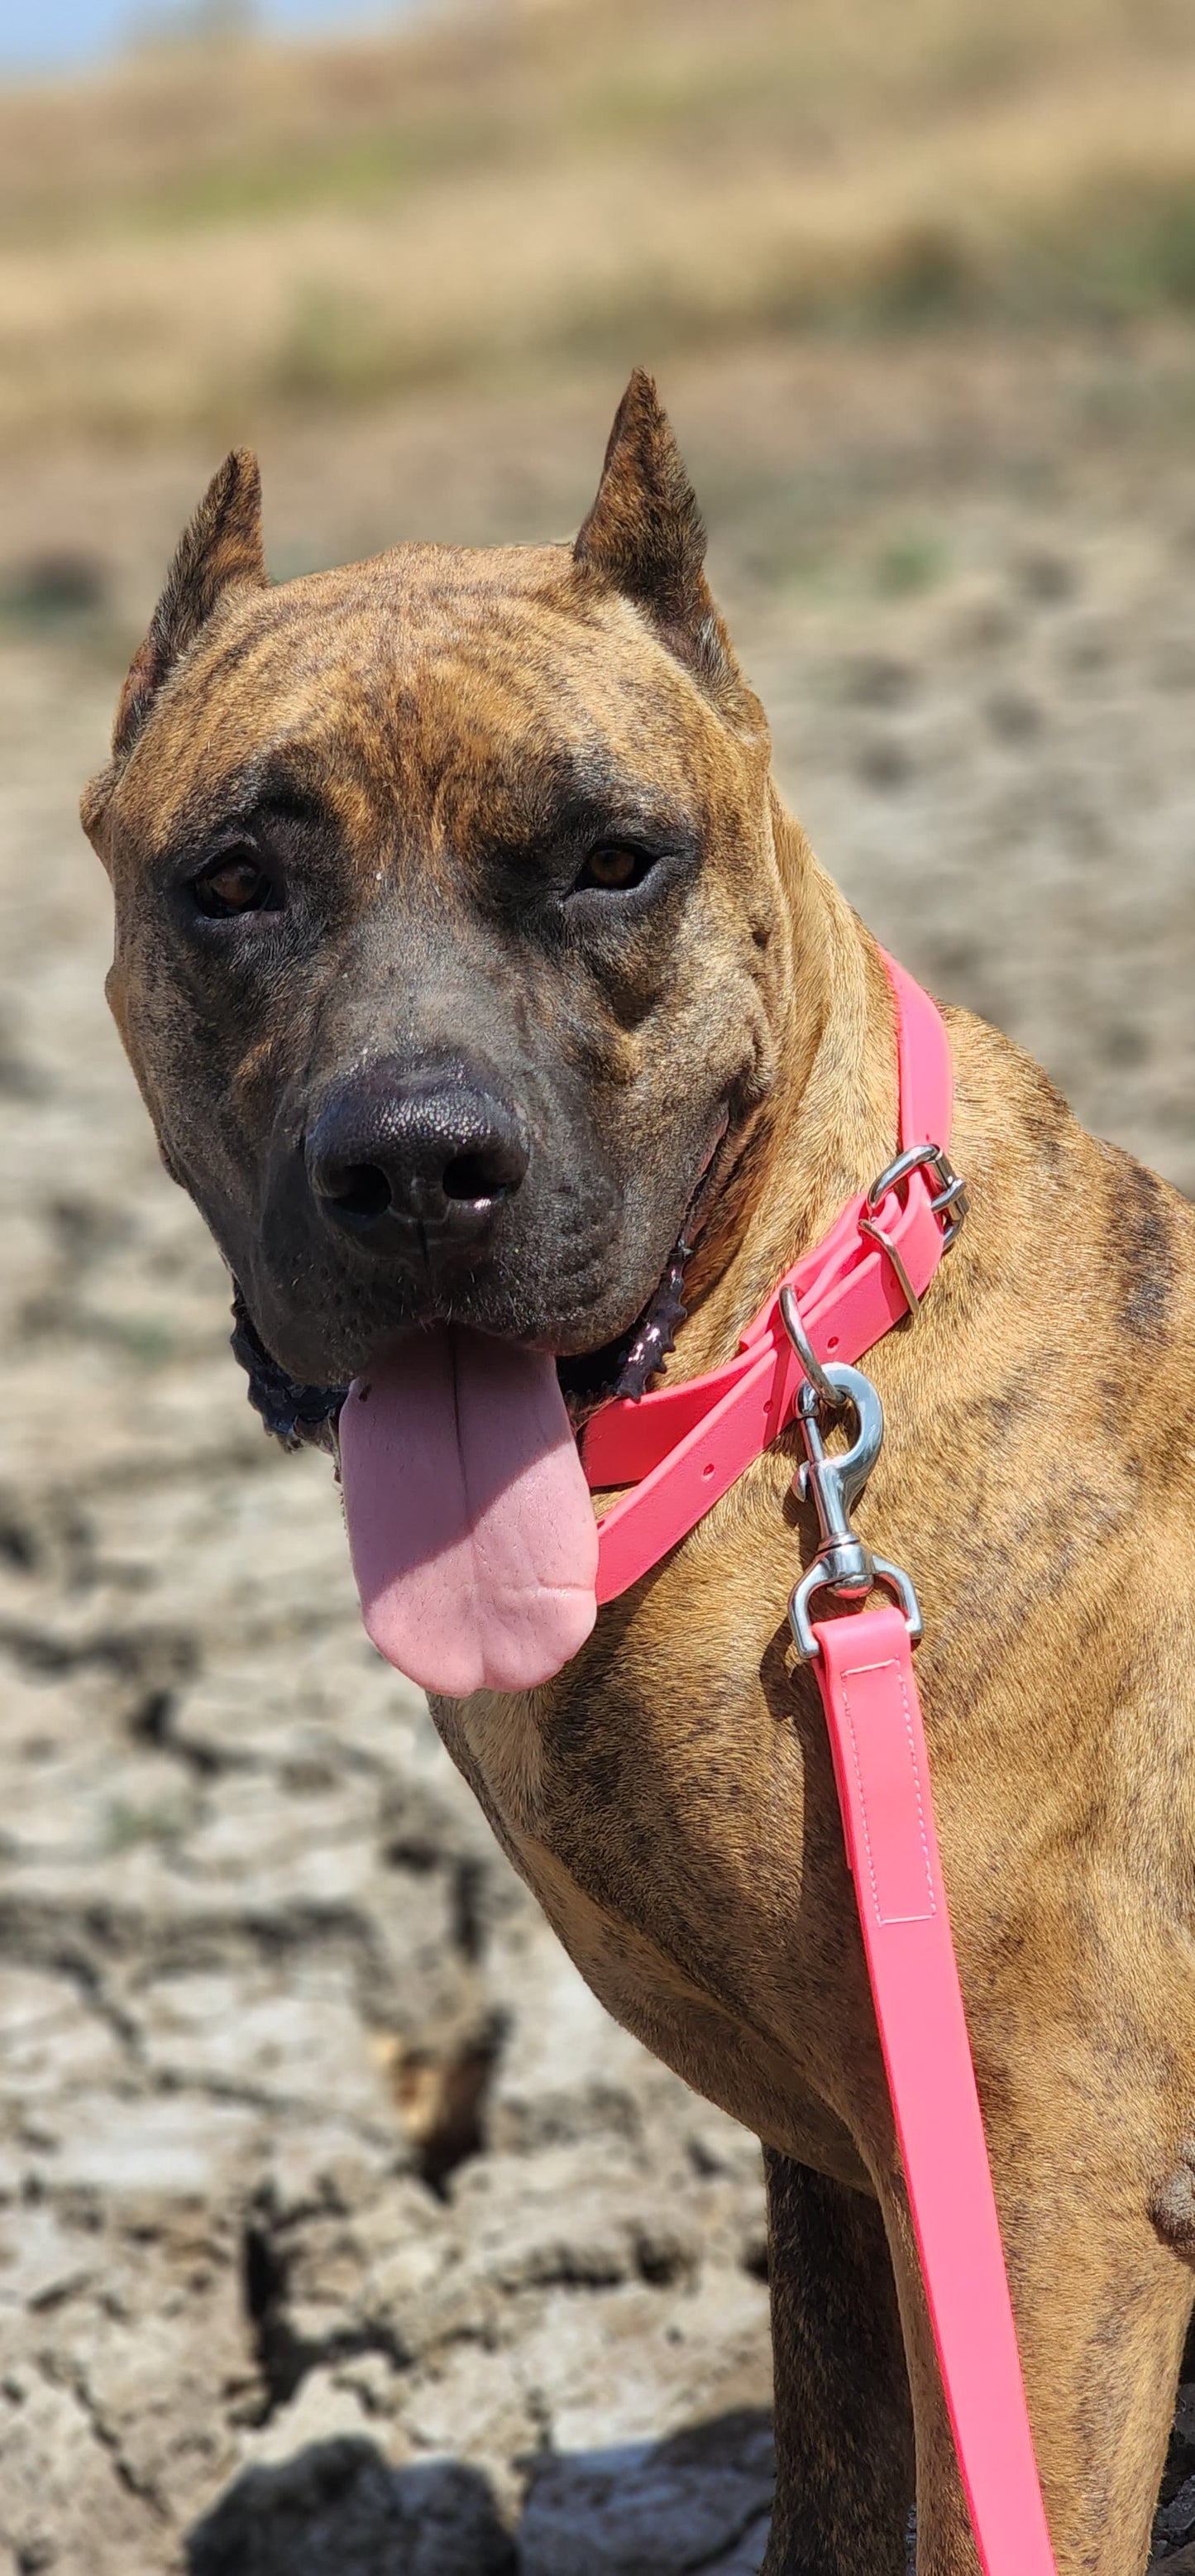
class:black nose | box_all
[306,1060,529,1255]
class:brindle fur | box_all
[82,373,1195,2574]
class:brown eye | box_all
[193,853,275,918]
[575,845,652,893]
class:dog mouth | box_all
[230,1116,730,1456]
[231,1228,694,1457]
[227,1116,735,1698]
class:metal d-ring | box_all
[778,1285,844,1410]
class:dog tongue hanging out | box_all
[338,1327,598,1696]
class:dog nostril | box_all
[442,1152,505,1204]
[327,1163,392,1219]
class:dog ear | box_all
[574,370,741,707]
[82,449,265,855]
[114,448,265,762]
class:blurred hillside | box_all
[2,0,1195,446]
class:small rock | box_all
[519,2411,773,2576]
[1156,2470,1195,2549]
[187,2442,514,2576]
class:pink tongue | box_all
[338,1324,598,1697]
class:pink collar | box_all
[584,953,965,1602]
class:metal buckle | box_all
[867,1142,969,1244]
[859,1142,969,1318]
[786,1363,922,1664]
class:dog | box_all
[81,371,1195,2574]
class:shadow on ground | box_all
[186,2406,775,2576]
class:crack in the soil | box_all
[32,2353,172,2524]
[239,2213,412,2425]
[0,1928,143,2060]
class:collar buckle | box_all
[867,1141,969,1243]
[858,1142,969,1319]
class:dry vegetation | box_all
[2,0,1195,446]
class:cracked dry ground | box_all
[7,387,1195,2575]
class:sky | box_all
[0,0,428,75]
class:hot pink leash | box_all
[810,1611,1056,2574]
[791,962,1055,2569]
[588,953,1058,2568]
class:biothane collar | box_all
[583,953,966,1604]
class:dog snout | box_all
[305,1059,529,1256]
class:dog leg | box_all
[761,2149,914,2575]
[876,2128,1194,2576]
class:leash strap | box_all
[812,1607,1056,2574]
[585,946,1055,2564]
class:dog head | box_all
[82,373,789,1401]
[83,376,805,1693]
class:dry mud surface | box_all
[4,357,1195,2572]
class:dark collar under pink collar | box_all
[583,952,966,1602]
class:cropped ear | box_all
[83,449,265,855]
[574,370,741,707]
[118,448,265,763]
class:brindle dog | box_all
[81,371,1195,2574]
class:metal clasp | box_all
[786,1362,923,1664]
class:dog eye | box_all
[572,845,655,894]
[192,852,276,918]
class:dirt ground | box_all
[4,335,1195,2573]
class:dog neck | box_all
[664,792,899,1386]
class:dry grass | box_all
[2,0,1195,446]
